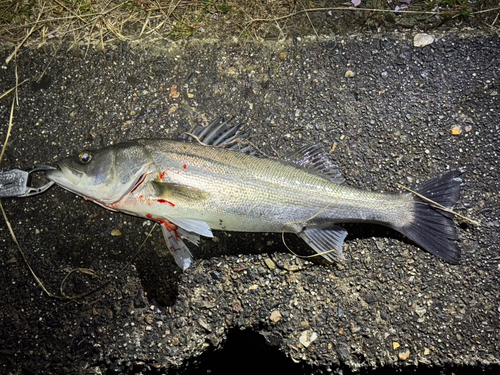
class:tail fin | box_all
[396,170,464,264]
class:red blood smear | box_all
[156,199,175,207]
[146,213,153,218]
[163,222,181,240]
[163,222,178,232]
[183,164,187,169]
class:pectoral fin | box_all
[151,181,210,202]
[298,226,347,262]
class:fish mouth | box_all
[46,162,148,204]
[46,163,84,186]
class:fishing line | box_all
[59,223,158,302]
[396,183,479,226]
[281,201,341,261]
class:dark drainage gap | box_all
[117,328,500,374]
[181,328,313,375]
[180,327,500,375]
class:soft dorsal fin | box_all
[281,144,344,184]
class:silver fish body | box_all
[47,123,462,269]
[123,140,412,228]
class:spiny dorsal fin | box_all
[183,116,258,155]
[280,144,344,184]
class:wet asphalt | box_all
[0,33,499,374]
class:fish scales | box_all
[138,139,414,232]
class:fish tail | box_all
[395,169,464,264]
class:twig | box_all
[396,183,480,226]
[0,201,62,298]
[37,24,70,82]
[53,0,86,23]
[302,2,318,38]
[4,2,125,31]
[59,223,158,301]
[0,79,29,101]
[491,11,499,27]
[0,97,15,165]
[0,75,61,297]
[6,2,45,64]
[245,6,500,25]
[140,11,151,37]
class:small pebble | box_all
[299,330,318,348]
[170,85,180,98]
[451,125,462,135]
[415,307,427,317]
[414,33,434,47]
[399,350,410,361]
[345,70,355,78]
[270,310,282,323]
[264,258,276,270]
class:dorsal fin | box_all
[183,116,257,153]
[280,144,344,184]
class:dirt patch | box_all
[0,0,499,50]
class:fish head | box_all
[46,141,153,204]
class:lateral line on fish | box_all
[183,132,271,158]
[396,183,480,226]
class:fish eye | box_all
[78,151,92,164]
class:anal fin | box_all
[298,225,347,263]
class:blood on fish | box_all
[159,170,168,180]
[183,164,187,169]
[163,222,178,232]
[145,214,181,243]
[155,198,175,207]
[162,221,181,242]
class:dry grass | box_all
[0,0,305,48]
[0,0,499,55]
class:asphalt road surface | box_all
[0,33,499,374]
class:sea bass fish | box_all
[46,119,463,269]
